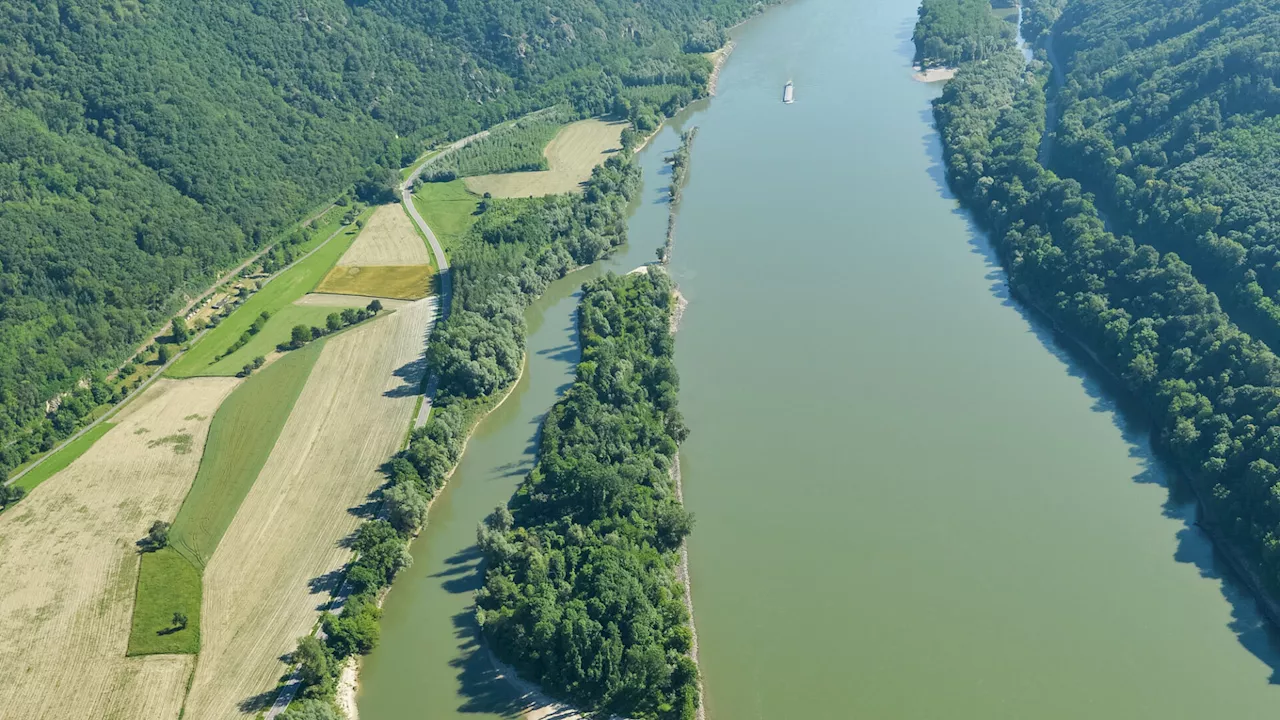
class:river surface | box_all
[358,0,1280,717]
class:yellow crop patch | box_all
[316,265,435,300]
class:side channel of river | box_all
[355,114,698,717]
[360,0,1280,717]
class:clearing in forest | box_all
[184,297,437,718]
[464,119,628,197]
[316,264,435,300]
[337,204,432,267]
[126,344,325,656]
[0,377,238,720]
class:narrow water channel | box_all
[360,0,1280,717]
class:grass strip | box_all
[167,208,370,378]
[126,341,324,656]
[127,547,202,655]
[11,422,116,493]
[171,341,325,568]
[410,180,481,257]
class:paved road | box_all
[264,139,484,719]
[5,216,351,490]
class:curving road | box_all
[263,133,486,719]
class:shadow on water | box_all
[918,101,1280,683]
[427,544,527,717]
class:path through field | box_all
[184,298,437,719]
[0,378,239,720]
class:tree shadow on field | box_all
[238,686,279,715]
[386,354,428,398]
[309,567,345,601]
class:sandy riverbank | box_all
[912,65,957,82]
[707,41,737,96]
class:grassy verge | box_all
[317,265,435,300]
[10,422,116,493]
[128,547,203,655]
[410,180,482,257]
[402,149,441,181]
[167,208,372,378]
[201,305,347,377]
[171,341,325,568]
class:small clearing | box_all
[337,204,431,266]
[0,377,238,720]
[464,119,628,198]
[316,265,435,300]
[184,298,437,718]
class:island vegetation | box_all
[919,0,1280,620]
[476,269,696,720]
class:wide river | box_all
[358,0,1280,716]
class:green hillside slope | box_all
[0,0,768,474]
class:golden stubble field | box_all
[335,204,430,267]
[0,377,239,720]
[184,296,437,719]
[464,119,627,198]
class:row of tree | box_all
[422,107,572,182]
[922,4,1280,612]
[476,269,697,720]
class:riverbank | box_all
[707,41,736,96]
[1008,284,1280,633]
[912,64,957,82]
[339,361,528,717]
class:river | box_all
[358,0,1280,717]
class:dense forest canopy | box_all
[1045,0,1280,350]
[0,0,771,476]
[912,0,1014,67]
[476,269,696,720]
[919,0,1280,623]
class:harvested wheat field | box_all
[316,264,435,300]
[464,118,627,197]
[0,377,239,720]
[294,293,412,309]
[184,297,437,719]
[337,204,430,267]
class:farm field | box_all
[0,377,238,720]
[316,264,435,300]
[463,118,627,197]
[199,304,345,377]
[294,293,412,309]
[127,344,325,656]
[167,209,370,378]
[410,180,482,256]
[337,204,431,266]
[184,297,437,718]
[10,421,116,493]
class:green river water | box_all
[357,0,1280,717]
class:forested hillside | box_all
[0,0,769,476]
[918,0,1280,624]
[1046,0,1280,350]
